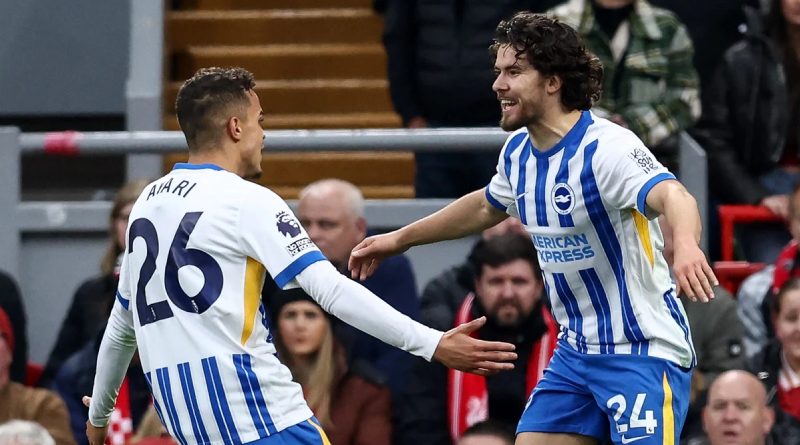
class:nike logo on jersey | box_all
[620,435,651,444]
[516,192,527,200]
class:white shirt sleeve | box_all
[88,299,137,427]
[486,130,529,218]
[237,186,326,288]
[294,261,444,361]
[592,136,676,219]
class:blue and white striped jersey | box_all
[113,164,325,444]
[486,111,695,368]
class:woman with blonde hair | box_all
[272,289,392,445]
[41,178,150,383]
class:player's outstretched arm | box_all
[434,316,517,375]
[349,189,507,280]
[83,301,137,444]
[296,261,516,374]
[646,180,718,302]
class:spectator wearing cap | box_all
[0,307,75,445]
[270,289,392,445]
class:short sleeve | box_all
[238,187,326,288]
[486,130,527,218]
[593,139,676,218]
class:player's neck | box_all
[526,109,582,152]
[187,148,241,176]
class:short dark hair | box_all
[490,12,603,111]
[460,420,515,445]
[175,67,256,151]
[468,232,540,279]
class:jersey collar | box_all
[529,110,594,159]
[172,163,224,171]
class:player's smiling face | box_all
[492,44,548,132]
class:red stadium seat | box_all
[718,205,784,261]
[713,261,768,295]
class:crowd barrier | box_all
[0,127,707,362]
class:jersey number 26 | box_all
[128,212,223,326]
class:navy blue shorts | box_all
[518,344,691,444]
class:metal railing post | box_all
[125,0,164,179]
[0,127,21,278]
[678,132,708,253]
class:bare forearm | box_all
[661,185,702,246]
[397,189,508,249]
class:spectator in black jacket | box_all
[382,0,562,198]
[691,0,800,263]
[0,271,27,384]
[40,179,149,385]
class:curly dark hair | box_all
[490,12,603,111]
[175,67,257,151]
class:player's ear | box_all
[227,116,243,142]
[546,75,562,95]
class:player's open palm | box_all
[433,316,517,375]
[349,231,405,280]
[672,242,717,303]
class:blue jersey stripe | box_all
[144,372,169,432]
[580,140,650,353]
[636,172,676,216]
[234,354,269,437]
[579,268,615,354]
[553,138,580,228]
[503,132,528,180]
[207,357,242,444]
[115,291,130,310]
[243,354,277,435]
[518,142,533,226]
[484,187,507,212]
[553,273,587,353]
[274,250,326,288]
[663,291,697,367]
[157,368,189,445]
[178,363,210,444]
[202,358,234,445]
[258,303,274,344]
[533,152,548,227]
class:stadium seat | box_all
[712,261,767,294]
[718,205,784,261]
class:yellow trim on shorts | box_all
[307,419,332,445]
[662,372,674,445]
[632,210,655,268]
[241,257,266,345]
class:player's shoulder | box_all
[501,127,530,154]
[586,114,647,155]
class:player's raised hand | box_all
[433,316,517,376]
[349,231,405,280]
[82,396,109,445]
[672,240,718,303]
